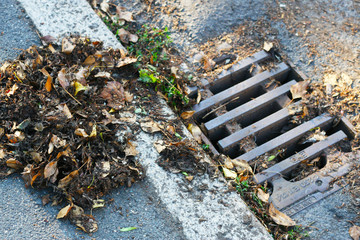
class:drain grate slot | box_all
[190,51,356,215]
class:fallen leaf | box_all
[0,149,5,159]
[116,57,137,68]
[62,38,75,54]
[202,55,215,71]
[257,188,269,203]
[181,110,195,119]
[268,155,276,161]
[196,89,201,104]
[117,28,138,43]
[6,83,18,97]
[269,203,296,226]
[6,131,25,143]
[231,159,253,174]
[56,204,73,219]
[153,140,167,153]
[89,124,97,138]
[290,81,309,99]
[30,152,42,163]
[75,67,89,85]
[303,129,327,143]
[224,156,234,169]
[75,128,89,138]
[74,81,88,96]
[140,118,161,133]
[340,73,353,87]
[92,199,105,208]
[125,140,139,156]
[16,118,31,130]
[116,7,135,22]
[57,68,69,89]
[223,167,237,179]
[119,227,137,232]
[124,91,133,102]
[100,81,125,110]
[83,55,96,65]
[6,158,23,170]
[350,225,360,240]
[58,170,79,190]
[100,161,110,178]
[187,124,202,143]
[263,41,274,52]
[166,125,176,135]
[40,68,53,92]
[69,204,98,233]
[44,161,58,179]
[95,71,111,78]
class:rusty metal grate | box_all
[189,50,356,215]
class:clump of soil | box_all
[157,140,207,175]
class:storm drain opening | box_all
[188,50,357,216]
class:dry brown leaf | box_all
[140,118,161,133]
[62,38,75,54]
[349,225,360,240]
[83,55,96,65]
[153,140,167,153]
[69,205,98,233]
[116,57,137,68]
[44,161,58,179]
[166,125,176,135]
[100,1,110,14]
[6,131,25,143]
[257,188,269,203]
[187,124,202,143]
[203,55,215,71]
[125,140,139,156]
[40,68,53,92]
[56,204,73,219]
[231,159,253,174]
[57,68,69,89]
[181,110,195,119]
[269,203,296,226]
[6,158,23,170]
[30,151,42,163]
[117,28,138,44]
[290,81,309,99]
[6,83,18,97]
[124,91,133,102]
[100,81,125,110]
[196,89,201,104]
[94,71,111,78]
[116,7,135,22]
[58,170,79,190]
[42,194,51,206]
[75,128,89,138]
[224,156,234,169]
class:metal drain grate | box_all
[189,50,356,215]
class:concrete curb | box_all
[17,0,124,50]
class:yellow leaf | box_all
[223,167,237,179]
[89,124,97,138]
[74,81,88,96]
[74,128,89,138]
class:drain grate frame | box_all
[188,50,356,215]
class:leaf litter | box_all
[0,37,145,232]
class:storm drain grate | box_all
[189,50,356,215]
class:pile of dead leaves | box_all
[216,154,307,239]
[0,37,143,232]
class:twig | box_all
[202,96,240,119]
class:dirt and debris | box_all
[0,37,146,232]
